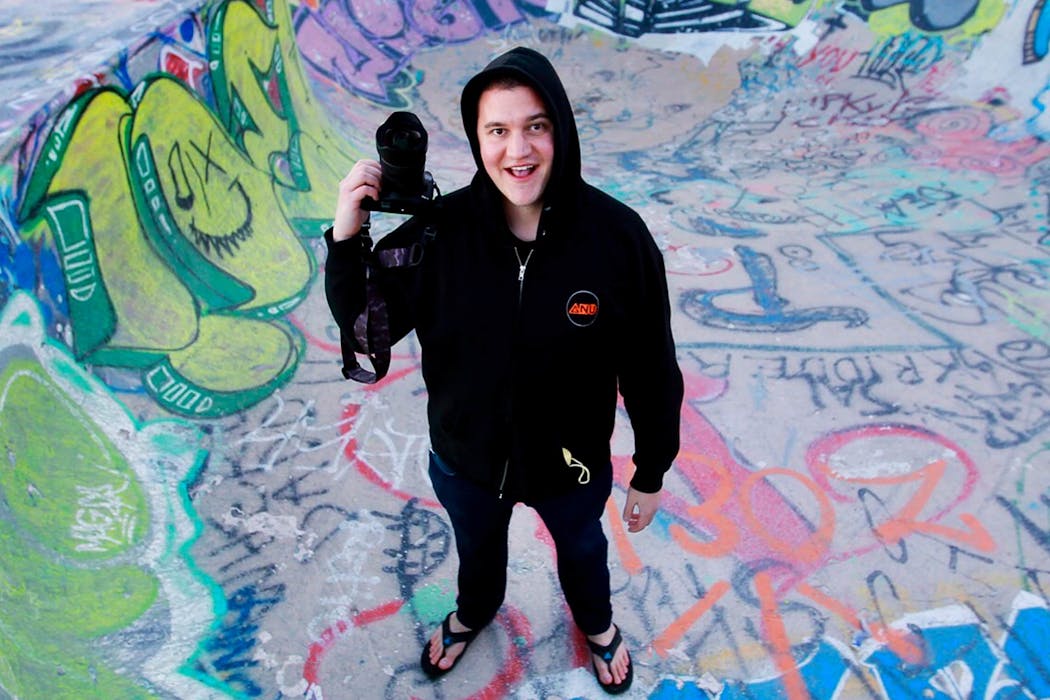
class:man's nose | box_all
[507,130,530,158]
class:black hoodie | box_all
[326,47,683,501]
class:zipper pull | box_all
[514,247,532,282]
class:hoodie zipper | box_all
[498,458,510,499]
[500,243,535,499]
[513,246,533,305]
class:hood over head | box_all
[460,47,582,213]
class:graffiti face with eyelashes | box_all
[127,75,313,313]
[165,134,254,260]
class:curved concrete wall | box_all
[1,1,1049,698]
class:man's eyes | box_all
[485,123,550,137]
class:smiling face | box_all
[476,83,554,238]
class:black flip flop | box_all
[420,612,480,678]
[587,625,634,695]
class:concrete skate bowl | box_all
[2,0,1050,698]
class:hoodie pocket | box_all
[429,450,457,477]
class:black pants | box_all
[428,452,614,636]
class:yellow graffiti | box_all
[130,76,314,314]
[748,0,816,27]
[15,0,357,417]
[27,90,197,361]
[210,0,358,235]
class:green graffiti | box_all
[143,314,304,416]
[19,77,310,418]
[15,0,362,418]
[18,89,196,365]
[747,0,816,27]
[0,359,148,557]
[0,358,159,698]
[128,75,314,317]
[410,581,459,628]
[0,292,220,698]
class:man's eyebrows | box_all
[480,112,550,129]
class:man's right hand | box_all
[332,159,382,241]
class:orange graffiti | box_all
[871,459,996,553]
[606,496,644,576]
[807,424,996,556]
[756,571,810,700]
[669,452,740,558]
[652,579,731,656]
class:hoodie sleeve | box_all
[324,227,368,338]
[617,221,684,493]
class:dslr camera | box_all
[361,111,439,215]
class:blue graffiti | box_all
[681,244,869,332]
[0,240,64,333]
[192,582,286,697]
[647,639,874,699]
[722,640,859,700]
[850,0,979,31]
[649,677,710,699]
[691,215,765,239]
[865,621,1010,699]
[648,592,1050,699]
[0,239,11,308]
[1025,0,1050,64]
[12,240,34,290]
[1001,596,1050,696]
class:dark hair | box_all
[479,74,530,94]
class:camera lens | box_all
[361,111,437,215]
[376,112,428,198]
[389,129,422,151]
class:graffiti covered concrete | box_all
[1,0,1049,698]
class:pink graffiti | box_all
[796,44,863,82]
[805,422,995,561]
[659,373,830,590]
[909,107,1050,177]
[648,371,996,587]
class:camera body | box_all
[361,111,438,215]
[362,172,437,215]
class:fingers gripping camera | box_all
[361,112,439,215]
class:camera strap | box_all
[339,223,437,384]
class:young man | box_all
[325,46,683,694]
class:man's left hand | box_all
[623,488,660,533]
